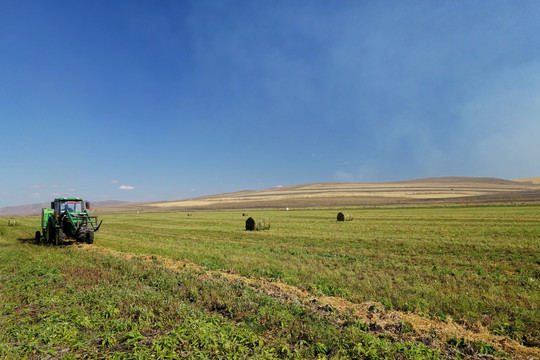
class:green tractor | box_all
[35,198,102,245]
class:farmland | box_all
[1,204,539,359]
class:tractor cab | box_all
[53,198,86,214]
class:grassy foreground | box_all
[0,205,539,359]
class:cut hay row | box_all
[78,242,540,360]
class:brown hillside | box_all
[98,176,540,213]
[515,176,540,184]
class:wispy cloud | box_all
[118,185,135,190]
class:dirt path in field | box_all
[79,244,539,360]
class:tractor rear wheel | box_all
[86,230,94,244]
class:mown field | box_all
[1,205,539,359]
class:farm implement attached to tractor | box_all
[35,198,102,245]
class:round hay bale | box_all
[246,217,255,230]
[246,217,270,231]
[337,212,352,221]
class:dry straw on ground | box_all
[79,245,540,360]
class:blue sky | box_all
[1,1,539,207]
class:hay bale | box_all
[7,218,19,226]
[337,212,352,221]
[245,217,255,230]
[245,217,270,231]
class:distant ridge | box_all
[0,200,130,217]
[102,176,540,213]
[2,177,539,216]
[395,176,520,185]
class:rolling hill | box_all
[515,176,540,184]
[2,177,539,216]
[100,176,540,213]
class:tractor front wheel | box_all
[35,231,41,243]
[86,230,94,244]
[76,231,86,243]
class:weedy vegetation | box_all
[0,205,538,359]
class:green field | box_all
[1,205,539,359]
